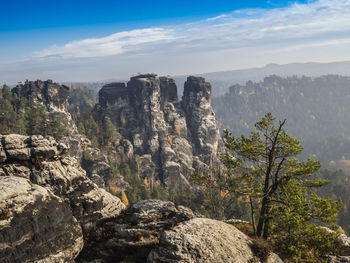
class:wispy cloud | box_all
[206,14,228,21]
[34,28,177,58]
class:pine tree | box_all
[103,116,119,146]
[47,112,68,140]
[25,104,47,135]
[222,113,342,260]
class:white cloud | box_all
[34,28,177,58]
[206,14,228,21]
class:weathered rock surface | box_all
[78,200,196,263]
[0,176,83,263]
[12,80,70,112]
[323,227,350,261]
[0,134,125,233]
[95,74,223,186]
[328,256,350,263]
[339,233,350,256]
[11,80,84,158]
[148,218,264,263]
[77,200,283,263]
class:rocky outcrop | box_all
[339,233,350,256]
[12,80,70,112]
[0,176,83,263]
[148,218,281,263]
[78,201,282,263]
[9,75,223,189]
[0,134,125,233]
[78,200,196,262]
[11,80,85,159]
[95,74,223,186]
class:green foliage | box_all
[77,112,99,147]
[0,85,27,134]
[46,112,68,140]
[110,161,168,204]
[102,116,120,146]
[68,86,97,119]
[314,169,350,234]
[191,171,250,220]
[215,113,343,261]
[83,150,93,162]
[0,85,69,140]
[270,180,342,260]
[25,104,47,135]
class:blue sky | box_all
[1,0,309,59]
[1,0,350,83]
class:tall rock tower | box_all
[95,74,223,186]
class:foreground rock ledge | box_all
[0,176,83,263]
[148,218,282,263]
[0,134,125,233]
[0,134,283,263]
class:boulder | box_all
[148,218,282,263]
[77,200,196,263]
[0,176,83,263]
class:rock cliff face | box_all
[11,80,85,158]
[0,134,125,233]
[95,74,223,186]
[9,76,222,188]
[12,80,70,112]
[0,176,83,263]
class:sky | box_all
[1,0,350,84]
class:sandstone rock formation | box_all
[12,80,70,112]
[78,200,283,263]
[0,138,284,263]
[9,75,223,189]
[0,176,83,263]
[11,79,84,158]
[0,134,125,233]
[95,74,223,186]
[148,218,282,263]
[327,256,350,263]
[78,200,196,262]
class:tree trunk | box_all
[249,195,256,235]
[256,196,269,237]
[263,216,270,239]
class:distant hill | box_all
[212,74,350,168]
[174,61,350,97]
